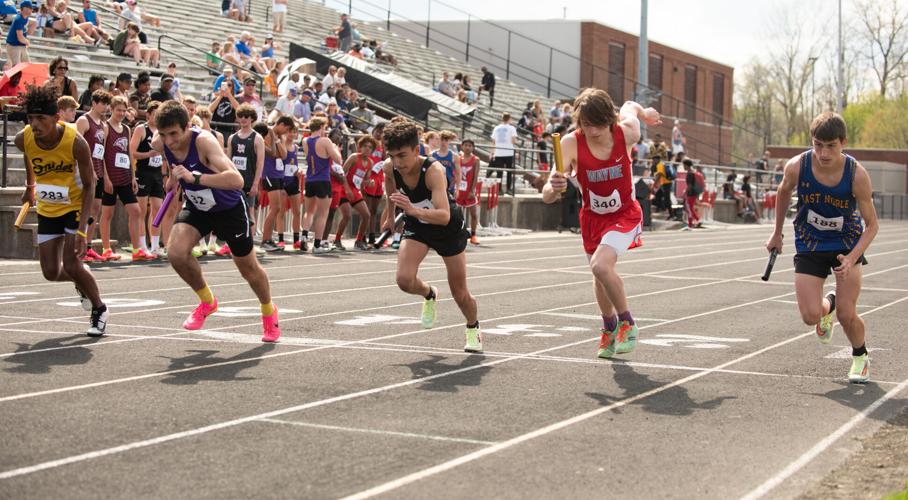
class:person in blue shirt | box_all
[212,68,241,95]
[766,111,880,384]
[78,0,110,45]
[5,1,33,66]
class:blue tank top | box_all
[283,146,298,181]
[305,136,331,183]
[431,149,456,190]
[261,45,274,58]
[163,128,242,213]
[794,151,863,253]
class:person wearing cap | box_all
[165,62,183,100]
[349,98,374,133]
[260,34,279,71]
[293,90,313,123]
[238,76,262,118]
[5,1,33,66]
[212,67,241,95]
[334,13,352,52]
[150,74,174,102]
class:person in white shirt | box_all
[268,85,296,123]
[489,112,518,194]
[322,66,338,90]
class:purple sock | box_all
[602,315,618,332]
[618,310,635,325]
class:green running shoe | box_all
[848,353,870,384]
[614,321,638,354]
[597,328,617,359]
[464,326,483,353]
[191,246,204,258]
[816,291,836,344]
[420,286,438,329]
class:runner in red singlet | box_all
[543,88,661,359]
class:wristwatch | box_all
[193,172,202,185]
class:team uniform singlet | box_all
[793,151,864,254]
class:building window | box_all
[648,53,662,110]
[608,42,625,103]
[712,73,725,123]
[684,64,697,121]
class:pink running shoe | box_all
[183,298,218,330]
[261,306,281,342]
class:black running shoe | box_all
[87,305,108,337]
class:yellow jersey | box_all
[24,123,84,218]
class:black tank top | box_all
[393,157,463,235]
[135,123,161,171]
[230,130,259,189]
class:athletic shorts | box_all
[580,206,643,256]
[94,178,104,199]
[102,184,138,206]
[175,201,253,257]
[136,169,165,198]
[330,182,345,209]
[37,210,80,244]
[456,191,478,208]
[402,209,468,257]
[794,251,868,279]
[340,186,363,206]
[283,177,300,196]
[263,177,284,192]
[305,180,332,199]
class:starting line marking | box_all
[258,418,498,446]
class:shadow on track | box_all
[158,343,277,385]
[586,361,736,416]
[4,335,101,374]
[396,354,492,393]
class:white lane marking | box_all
[57,298,165,308]
[771,299,872,308]
[175,306,303,318]
[257,418,498,446]
[823,347,890,359]
[639,334,750,349]
[0,277,840,477]
[542,312,669,322]
[340,295,908,499]
[740,376,908,500]
[336,315,411,326]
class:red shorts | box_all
[330,182,344,209]
[341,185,364,206]
[579,203,643,255]
[456,191,478,208]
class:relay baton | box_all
[152,190,175,228]
[13,202,29,228]
[552,132,566,192]
[374,212,405,249]
[761,248,779,281]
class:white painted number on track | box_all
[58,298,165,308]
[0,291,40,302]
[639,334,750,349]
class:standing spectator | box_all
[671,119,685,156]
[755,149,770,187]
[149,74,174,102]
[634,136,650,162]
[684,159,704,229]
[263,68,279,97]
[773,158,784,187]
[47,56,78,99]
[335,13,352,52]
[489,112,518,194]
[477,66,496,107]
[78,75,105,111]
[209,78,239,145]
[129,71,152,122]
[740,175,761,219]
[437,72,454,97]
[165,63,183,100]
[5,1,32,66]
[651,132,667,160]
[212,67,242,95]
[293,90,313,123]
[268,85,296,122]
[272,0,287,33]
[537,132,551,171]
[112,72,132,99]
[206,42,223,73]
[349,97,374,132]
[238,76,263,119]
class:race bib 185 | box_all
[807,209,843,232]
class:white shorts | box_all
[586,223,642,260]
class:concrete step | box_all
[0,204,38,226]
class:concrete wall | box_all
[393,19,582,99]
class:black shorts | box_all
[283,178,300,196]
[136,169,165,198]
[37,210,80,244]
[175,201,253,257]
[94,178,104,199]
[263,177,284,192]
[402,209,468,257]
[305,180,332,198]
[794,251,869,279]
[102,184,138,206]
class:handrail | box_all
[157,33,265,98]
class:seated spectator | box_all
[455,89,467,103]
[268,85,296,122]
[371,39,397,65]
[452,72,463,92]
[212,67,241,95]
[740,175,761,218]
[722,172,746,214]
[436,72,454,97]
[335,67,347,87]
[360,41,375,59]
[78,74,105,111]
[335,88,352,112]
[206,41,223,72]
[78,0,111,45]
[149,73,174,102]
[112,71,132,99]
[326,100,347,132]
[46,56,78,99]
[322,65,338,89]
[234,32,266,74]
[348,97,373,132]
[43,0,95,43]
[263,68,279,97]
[219,41,243,68]
[123,21,159,67]
[0,70,25,108]
[220,0,230,16]
[164,62,183,100]
[293,90,313,122]
[121,0,159,29]
[227,0,252,23]
[347,43,364,60]
[57,95,79,122]
[260,34,281,71]
[461,75,476,103]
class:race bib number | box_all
[232,156,247,171]
[459,181,468,191]
[275,158,284,172]
[589,189,622,215]
[352,171,365,189]
[114,153,130,169]
[331,163,345,175]
[371,160,384,174]
[807,209,843,232]
[185,188,216,212]
[412,199,434,224]
[148,155,163,168]
[92,143,105,160]
[36,183,70,205]
[285,162,298,176]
